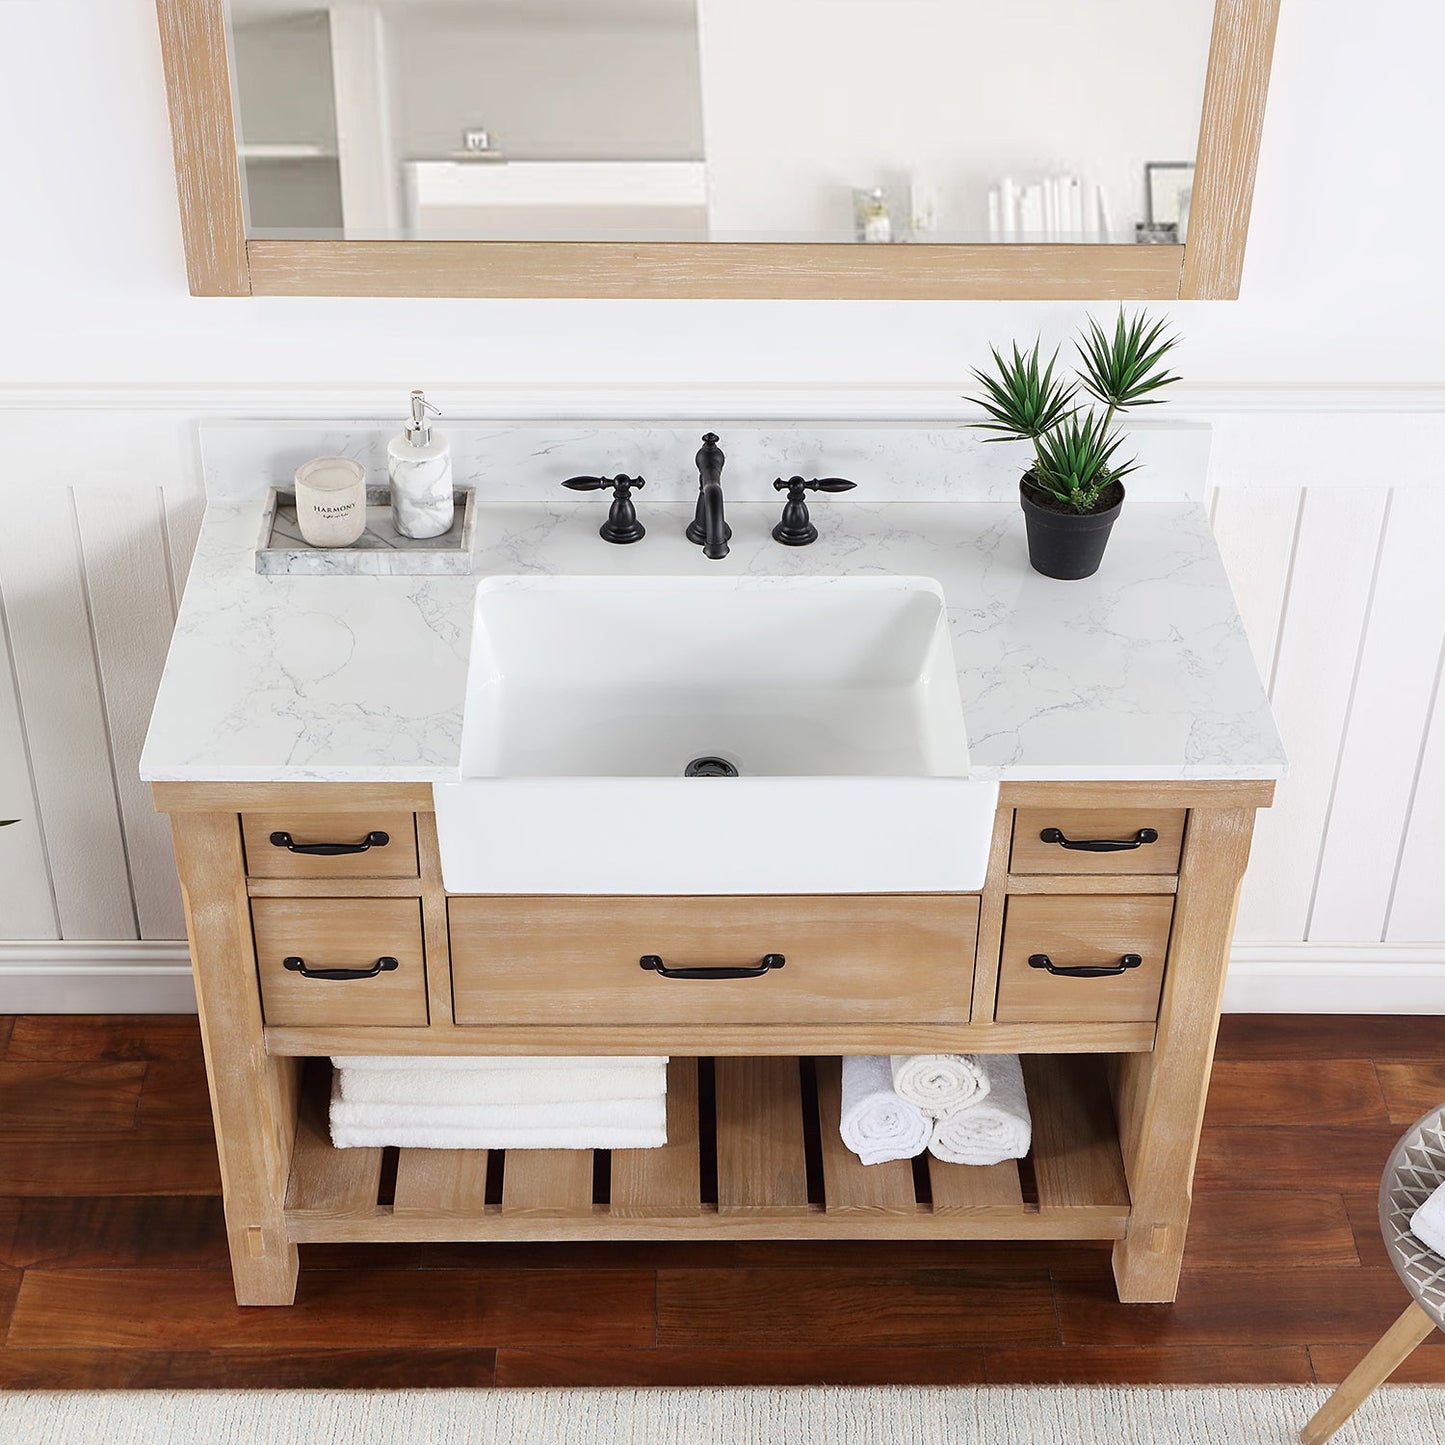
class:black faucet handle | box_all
[772,476,857,496]
[562,474,646,544]
[771,476,856,547]
[562,474,644,492]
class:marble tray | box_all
[255,487,476,576]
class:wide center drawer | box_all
[448,894,980,1028]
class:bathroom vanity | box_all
[143,426,1284,1309]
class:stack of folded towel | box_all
[840,1053,1032,1167]
[328,1055,668,1150]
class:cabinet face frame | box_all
[154,0,1279,301]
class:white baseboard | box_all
[1223,944,1445,1014]
[0,942,196,1013]
[3,940,1445,1016]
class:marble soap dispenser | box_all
[388,390,455,539]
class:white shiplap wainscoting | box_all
[0,385,1443,1014]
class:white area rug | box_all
[1,1385,1442,1444]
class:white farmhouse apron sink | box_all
[433,575,998,894]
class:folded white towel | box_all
[336,1065,667,1107]
[331,1123,666,1150]
[927,1055,1031,1166]
[332,1055,667,1073]
[330,1086,661,1150]
[1411,1180,1445,1257]
[839,1055,931,1165]
[890,1053,990,1116]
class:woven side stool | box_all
[1301,1103,1445,1443]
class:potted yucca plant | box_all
[966,310,1181,579]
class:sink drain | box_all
[685,756,739,778]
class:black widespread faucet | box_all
[685,431,732,560]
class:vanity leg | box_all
[171,812,301,1306]
[1110,806,1256,1304]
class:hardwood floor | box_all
[0,1013,1440,1389]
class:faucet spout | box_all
[698,482,728,560]
[686,430,732,560]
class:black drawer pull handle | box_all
[639,953,785,981]
[1028,952,1143,979]
[271,832,390,849]
[282,955,399,982]
[1039,826,1158,853]
[269,829,390,857]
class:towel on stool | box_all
[839,1055,931,1165]
[890,1053,990,1116]
[927,1054,1031,1166]
[335,1062,667,1107]
[1411,1180,1445,1257]
[328,1075,667,1150]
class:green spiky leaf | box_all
[1075,309,1181,411]
[1029,410,1137,514]
[964,340,1077,442]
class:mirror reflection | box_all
[227,0,1213,244]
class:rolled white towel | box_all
[1411,1180,1445,1257]
[840,1055,931,1165]
[337,1065,667,1107]
[333,1055,667,1073]
[890,1053,990,1116]
[928,1055,1031,1166]
[329,1077,667,1150]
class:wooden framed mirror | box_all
[155,0,1279,300]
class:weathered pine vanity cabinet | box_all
[154,776,1268,1308]
[143,437,1284,1311]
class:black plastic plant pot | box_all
[1019,478,1124,580]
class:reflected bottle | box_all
[861,188,892,244]
[388,389,455,539]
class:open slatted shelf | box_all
[284,1055,1131,1244]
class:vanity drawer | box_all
[241,811,419,880]
[995,894,1173,1024]
[1010,808,1186,876]
[448,894,980,1028]
[252,898,428,1028]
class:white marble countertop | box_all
[140,497,1286,784]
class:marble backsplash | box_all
[200,419,1212,509]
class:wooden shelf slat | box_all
[392,1149,489,1219]
[928,1157,1027,1214]
[284,1068,382,1222]
[610,1058,701,1218]
[1026,1053,1131,1219]
[500,1149,594,1218]
[814,1057,919,1215]
[715,1057,810,1217]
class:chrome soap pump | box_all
[388,389,455,539]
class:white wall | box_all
[1,0,1444,1010]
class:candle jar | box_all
[294,457,367,548]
